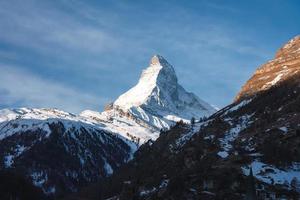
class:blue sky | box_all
[0,0,300,113]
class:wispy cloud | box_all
[0,0,121,56]
[0,64,109,113]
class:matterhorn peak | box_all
[150,54,170,66]
[114,55,178,110]
[113,55,216,129]
[147,54,177,86]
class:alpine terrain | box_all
[0,55,215,198]
[71,36,300,200]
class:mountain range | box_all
[68,35,300,200]
[1,35,300,200]
[0,55,215,197]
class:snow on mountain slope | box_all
[0,108,135,196]
[114,55,178,110]
[0,108,146,147]
[80,109,157,144]
[0,108,78,125]
[111,55,216,130]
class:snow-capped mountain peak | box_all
[150,54,171,66]
[112,55,216,130]
[114,54,177,110]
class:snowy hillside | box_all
[0,108,135,195]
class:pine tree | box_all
[190,117,195,131]
[291,177,300,192]
[199,117,203,122]
[191,117,195,125]
[245,167,257,200]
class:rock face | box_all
[74,36,300,200]
[0,55,215,197]
[235,35,300,102]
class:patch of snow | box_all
[242,161,300,187]
[189,188,197,193]
[262,68,290,90]
[3,144,29,168]
[268,73,284,86]
[103,159,114,175]
[204,135,215,140]
[65,170,78,179]
[200,191,216,196]
[140,187,157,197]
[259,75,270,80]
[223,99,252,115]
[249,153,263,157]
[159,179,169,189]
[0,109,19,123]
[31,171,47,188]
[79,156,85,166]
[219,114,254,155]
[217,151,229,158]
[279,126,288,133]
[4,154,14,168]
[45,186,56,194]
[175,121,210,148]
[15,145,27,156]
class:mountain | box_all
[235,35,300,102]
[75,36,300,200]
[82,55,216,142]
[0,55,215,198]
[113,55,215,127]
[0,108,135,196]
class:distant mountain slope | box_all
[75,36,300,200]
[0,108,135,197]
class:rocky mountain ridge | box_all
[236,35,300,102]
